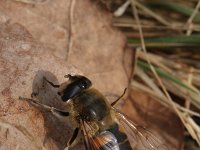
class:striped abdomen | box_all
[92,123,132,150]
[107,123,132,150]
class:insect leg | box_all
[19,97,69,117]
[83,137,91,150]
[43,77,60,88]
[80,120,92,150]
[111,88,127,106]
[64,127,80,150]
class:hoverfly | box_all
[19,74,168,150]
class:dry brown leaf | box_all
[122,89,184,150]
[0,1,131,150]
[0,0,182,150]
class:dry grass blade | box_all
[134,67,200,117]
[134,51,200,146]
[133,62,200,145]
[126,0,200,147]
[113,17,200,32]
[130,0,185,123]
[186,0,200,35]
[13,0,47,4]
[133,0,171,26]
[131,80,200,118]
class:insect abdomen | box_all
[107,123,132,150]
[92,131,120,150]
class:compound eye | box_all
[80,80,87,89]
[79,78,92,89]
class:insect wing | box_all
[81,121,119,150]
[90,131,120,150]
[113,108,168,150]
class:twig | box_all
[186,0,200,35]
[133,0,171,26]
[14,0,47,4]
[130,0,200,145]
[114,0,131,17]
[66,0,76,61]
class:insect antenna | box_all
[111,88,127,106]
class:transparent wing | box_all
[81,120,119,150]
[113,107,168,150]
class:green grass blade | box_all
[146,1,200,22]
[128,35,200,47]
[137,60,198,94]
